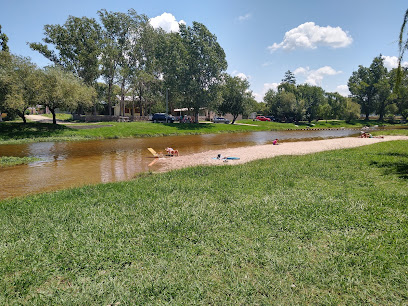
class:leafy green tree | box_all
[0,25,9,52]
[297,84,325,123]
[325,92,347,119]
[397,9,408,87]
[218,74,252,124]
[318,102,332,122]
[156,31,188,114]
[177,22,227,122]
[98,9,125,115]
[0,50,12,120]
[30,16,102,87]
[342,98,361,122]
[39,67,96,124]
[265,88,304,122]
[0,55,43,123]
[390,67,408,120]
[281,70,296,85]
[348,65,373,120]
[370,55,391,121]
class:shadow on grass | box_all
[371,152,408,179]
[0,122,73,140]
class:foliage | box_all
[0,24,9,52]
[39,66,96,124]
[1,141,408,303]
[176,22,227,121]
[281,69,296,85]
[218,74,252,123]
[0,55,43,123]
[29,16,101,86]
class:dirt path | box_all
[25,114,69,124]
[156,136,408,172]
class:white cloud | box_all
[238,13,252,22]
[149,12,185,33]
[294,66,342,86]
[268,22,352,52]
[232,70,249,80]
[254,82,280,102]
[381,55,408,70]
[335,85,350,97]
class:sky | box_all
[1,0,407,101]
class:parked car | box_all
[255,116,271,121]
[212,117,230,124]
[265,116,275,121]
[151,113,175,123]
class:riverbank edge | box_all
[155,136,408,173]
[1,121,405,145]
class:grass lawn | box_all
[40,113,73,121]
[1,140,407,304]
[1,119,406,145]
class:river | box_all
[0,129,359,199]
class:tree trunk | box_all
[50,108,57,124]
[231,115,238,124]
[108,81,112,116]
[19,111,27,124]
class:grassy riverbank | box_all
[0,156,41,167]
[0,119,406,144]
[1,140,407,304]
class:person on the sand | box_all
[273,139,279,145]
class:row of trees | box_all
[348,55,408,121]
[27,9,235,122]
[263,71,360,123]
[0,51,95,124]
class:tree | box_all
[348,65,372,120]
[0,55,43,123]
[39,67,95,124]
[30,16,101,86]
[342,98,361,122]
[0,25,9,52]
[326,92,347,119]
[390,67,408,120]
[370,55,391,121]
[177,22,227,122]
[98,9,124,115]
[218,74,252,124]
[396,10,408,118]
[281,70,296,85]
[264,88,304,122]
[297,84,325,123]
[397,9,408,86]
[156,31,188,114]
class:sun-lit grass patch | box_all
[0,156,41,167]
[1,140,407,303]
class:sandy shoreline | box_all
[156,136,408,172]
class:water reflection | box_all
[0,129,360,199]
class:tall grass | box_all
[1,141,407,304]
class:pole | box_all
[165,88,169,122]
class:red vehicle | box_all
[256,116,271,121]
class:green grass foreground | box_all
[1,141,407,304]
[0,156,41,167]
[1,119,405,144]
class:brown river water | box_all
[0,129,359,200]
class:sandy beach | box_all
[156,136,408,172]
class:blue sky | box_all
[1,0,407,101]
